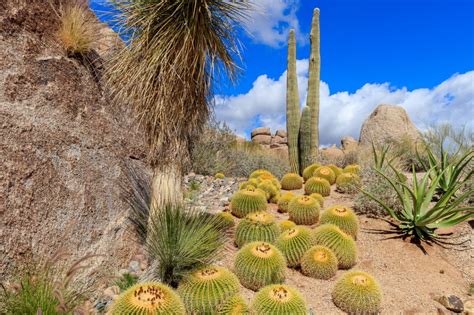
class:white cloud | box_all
[215,66,474,145]
[243,0,303,48]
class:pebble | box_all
[437,295,464,313]
[129,260,140,273]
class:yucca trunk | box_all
[307,8,321,158]
[150,165,183,218]
[299,106,312,173]
[286,29,301,174]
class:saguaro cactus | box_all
[286,29,300,174]
[299,106,311,173]
[307,8,321,157]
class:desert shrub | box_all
[113,272,139,292]
[146,205,228,287]
[388,135,427,171]
[55,1,100,56]
[354,168,401,218]
[423,123,473,156]
[190,122,289,178]
[0,252,93,314]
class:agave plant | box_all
[418,145,473,197]
[361,165,473,244]
[371,142,394,171]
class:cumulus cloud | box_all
[242,0,303,48]
[215,66,474,145]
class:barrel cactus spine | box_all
[332,271,382,314]
[309,193,324,207]
[111,282,185,314]
[251,284,307,315]
[279,220,296,232]
[302,163,321,182]
[277,192,294,213]
[301,245,338,280]
[234,242,286,291]
[313,166,336,184]
[230,187,267,218]
[217,211,235,229]
[311,224,357,269]
[218,294,249,315]
[304,177,331,197]
[320,205,359,239]
[250,169,273,179]
[336,173,361,194]
[288,195,320,225]
[343,164,361,175]
[177,265,240,314]
[235,212,280,248]
[275,226,312,267]
[327,164,343,178]
[257,180,279,202]
[280,173,303,190]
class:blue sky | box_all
[91,0,474,144]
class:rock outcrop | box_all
[0,0,148,283]
[341,136,358,152]
[250,127,288,155]
[359,104,421,145]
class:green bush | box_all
[332,271,382,314]
[146,205,227,287]
[111,282,185,314]
[250,284,307,315]
[354,168,401,218]
[113,272,139,292]
[178,265,240,314]
[234,242,286,291]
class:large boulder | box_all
[271,135,287,145]
[341,136,358,152]
[0,1,148,284]
[251,127,271,138]
[275,129,287,138]
[321,145,344,160]
[252,134,272,145]
[359,104,421,145]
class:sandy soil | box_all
[219,185,473,314]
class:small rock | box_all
[94,296,113,312]
[129,260,140,273]
[103,285,120,298]
[118,268,129,276]
[437,295,464,313]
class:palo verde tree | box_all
[108,1,249,215]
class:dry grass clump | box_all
[54,1,100,56]
[0,251,95,314]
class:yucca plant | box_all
[108,0,250,213]
[146,205,228,287]
[361,164,474,244]
[417,145,473,198]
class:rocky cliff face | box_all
[0,0,148,282]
